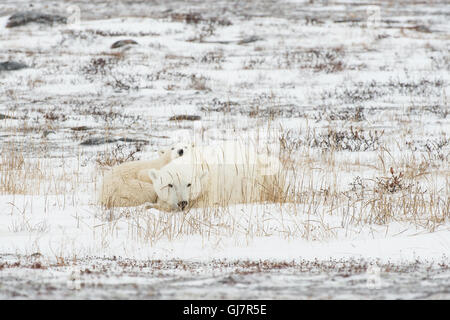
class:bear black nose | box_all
[178,149,184,156]
[178,201,188,210]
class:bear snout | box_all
[178,201,188,210]
[178,149,184,156]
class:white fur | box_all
[98,142,193,208]
[147,141,281,211]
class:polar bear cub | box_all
[147,141,282,211]
[99,142,193,208]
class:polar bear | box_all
[147,141,283,211]
[99,142,194,208]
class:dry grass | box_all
[89,125,449,245]
[1,119,448,245]
[0,143,81,198]
[0,146,26,194]
[95,143,144,168]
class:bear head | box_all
[148,163,207,211]
[158,142,195,160]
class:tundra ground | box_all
[0,0,449,299]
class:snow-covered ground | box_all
[0,0,449,299]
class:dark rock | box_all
[0,61,28,71]
[200,36,262,45]
[0,113,16,119]
[237,36,263,45]
[80,136,149,146]
[334,19,363,24]
[409,25,432,33]
[80,137,118,146]
[111,39,138,49]
[169,115,201,121]
[71,126,90,131]
[42,130,56,138]
[117,137,148,144]
[219,275,238,285]
[6,11,67,28]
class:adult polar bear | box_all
[147,141,282,211]
[99,142,193,208]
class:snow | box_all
[1,194,449,262]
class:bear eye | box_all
[168,184,173,188]
[171,147,174,150]
[187,183,191,187]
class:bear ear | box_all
[191,142,195,147]
[148,169,160,182]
